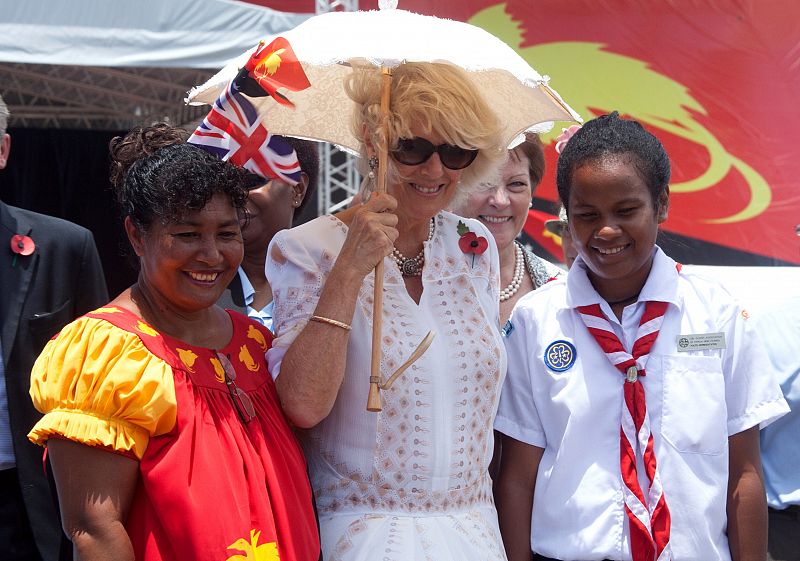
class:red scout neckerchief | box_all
[576,262,682,561]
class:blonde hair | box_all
[0,94,8,136]
[344,62,505,187]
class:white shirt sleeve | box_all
[264,223,337,380]
[494,304,546,447]
[720,296,790,435]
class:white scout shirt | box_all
[495,247,789,561]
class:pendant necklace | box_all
[391,218,435,276]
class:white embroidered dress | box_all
[266,211,507,561]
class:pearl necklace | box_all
[499,242,525,302]
[391,218,435,276]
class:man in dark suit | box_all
[0,94,108,561]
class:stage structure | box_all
[315,0,362,215]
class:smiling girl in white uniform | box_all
[494,112,788,561]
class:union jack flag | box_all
[188,83,301,185]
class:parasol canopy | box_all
[187,6,581,151]
[187,3,581,412]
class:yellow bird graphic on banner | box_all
[470,3,771,224]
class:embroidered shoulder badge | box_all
[544,340,576,372]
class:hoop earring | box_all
[359,156,379,203]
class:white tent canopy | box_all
[0,0,309,68]
[0,0,310,128]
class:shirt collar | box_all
[237,267,274,330]
[566,246,680,311]
[237,267,256,307]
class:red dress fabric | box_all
[85,307,319,561]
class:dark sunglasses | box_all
[390,137,479,171]
[216,352,256,424]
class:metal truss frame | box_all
[2,1,360,217]
[0,63,211,131]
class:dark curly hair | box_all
[109,123,189,189]
[556,112,670,212]
[109,124,248,230]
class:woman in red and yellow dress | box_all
[27,126,320,561]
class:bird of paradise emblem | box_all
[242,37,310,107]
[176,348,198,373]
[470,4,771,225]
[136,321,159,337]
[92,307,121,315]
[239,345,260,372]
[253,48,285,80]
[225,529,280,561]
[210,356,226,383]
[246,325,268,351]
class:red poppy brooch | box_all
[10,234,35,266]
[457,220,488,267]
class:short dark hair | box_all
[239,137,320,217]
[110,125,247,230]
[283,136,319,215]
[556,112,670,211]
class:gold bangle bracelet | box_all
[309,315,352,331]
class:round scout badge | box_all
[544,340,576,372]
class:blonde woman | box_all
[266,63,509,560]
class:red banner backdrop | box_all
[257,0,799,265]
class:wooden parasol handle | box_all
[381,330,435,391]
[366,66,394,412]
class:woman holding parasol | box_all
[266,61,510,559]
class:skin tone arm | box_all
[47,439,139,561]
[275,194,399,428]
[727,426,768,561]
[495,436,544,561]
[488,430,502,482]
